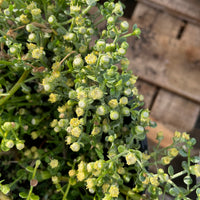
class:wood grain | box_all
[135,79,157,109]
[127,3,200,103]
[137,0,200,26]
[151,89,200,132]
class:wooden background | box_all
[119,0,200,149]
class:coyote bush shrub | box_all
[0,0,200,199]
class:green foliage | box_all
[0,0,199,199]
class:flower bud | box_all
[132,28,141,37]
[49,159,59,168]
[16,141,25,150]
[107,16,115,24]
[119,97,128,105]
[19,14,30,24]
[124,88,132,96]
[126,152,137,165]
[110,110,119,120]
[31,8,41,16]
[108,99,118,108]
[89,87,103,100]
[5,140,14,149]
[121,107,130,116]
[9,46,18,54]
[117,48,126,56]
[48,15,57,24]
[109,185,119,198]
[135,125,144,135]
[70,142,80,152]
[73,56,84,68]
[78,26,86,34]
[71,127,82,137]
[28,33,36,42]
[91,127,101,136]
[78,99,87,108]
[63,33,76,42]
[96,39,106,52]
[168,148,179,157]
[161,156,172,165]
[120,21,129,31]
[96,105,107,116]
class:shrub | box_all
[0,0,199,199]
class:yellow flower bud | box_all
[125,152,137,165]
[150,176,159,186]
[161,156,172,165]
[109,185,119,198]
[71,127,82,137]
[68,169,76,177]
[85,53,97,65]
[19,14,30,24]
[168,148,179,157]
[108,99,118,108]
[70,118,80,127]
[91,127,101,136]
[49,159,59,168]
[49,93,59,103]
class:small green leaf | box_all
[25,166,34,173]
[95,148,104,160]
[183,175,193,185]
[168,165,174,176]
[87,75,97,82]
[169,187,179,196]
[196,188,200,195]
[86,0,97,6]
[132,24,137,31]
[30,193,40,200]
[179,149,188,157]
[191,156,200,163]
[19,192,28,198]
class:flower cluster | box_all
[0,0,199,200]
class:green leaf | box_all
[86,0,97,6]
[179,149,188,157]
[30,193,40,200]
[168,165,174,176]
[19,192,28,198]
[183,175,193,185]
[87,75,97,82]
[191,156,200,163]
[95,148,104,160]
[132,24,137,31]
[25,166,34,173]
[169,187,180,196]
[196,188,200,195]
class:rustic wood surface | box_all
[137,0,200,26]
[147,117,174,149]
[151,89,200,132]
[127,3,200,103]
[135,79,157,109]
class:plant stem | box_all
[170,170,187,179]
[0,70,30,106]
[62,181,71,200]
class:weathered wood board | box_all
[151,89,200,132]
[126,3,200,103]
[135,79,157,109]
[137,0,200,26]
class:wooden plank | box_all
[150,89,200,132]
[127,3,200,103]
[135,80,157,109]
[137,0,200,26]
[147,117,174,149]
